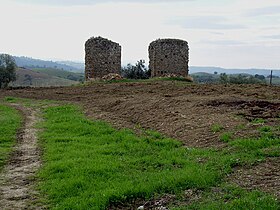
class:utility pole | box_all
[270,70,273,86]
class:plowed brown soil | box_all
[1,82,279,148]
[1,81,280,199]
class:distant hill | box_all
[189,66,280,77]
[11,67,80,87]
[32,68,84,82]
[9,55,280,77]
[13,56,83,72]
[56,61,85,72]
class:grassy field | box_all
[12,68,80,87]
[36,103,279,209]
[266,77,280,85]
[32,68,84,82]
[0,104,22,170]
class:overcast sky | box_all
[1,0,280,68]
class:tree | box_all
[254,74,265,80]
[0,54,17,88]
[219,73,228,84]
[121,60,150,79]
[24,74,33,85]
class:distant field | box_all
[11,68,81,87]
[32,68,84,82]
[266,77,280,85]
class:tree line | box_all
[192,72,269,85]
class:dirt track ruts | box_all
[0,105,41,210]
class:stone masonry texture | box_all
[85,36,121,80]
[149,38,189,77]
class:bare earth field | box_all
[1,81,280,200]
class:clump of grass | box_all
[251,118,266,124]
[220,132,233,142]
[5,96,18,103]
[235,124,246,130]
[211,124,224,133]
[153,76,193,82]
[229,128,280,163]
[0,104,22,170]
[259,126,272,133]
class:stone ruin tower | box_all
[149,38,189,77]
[85,36,121,80]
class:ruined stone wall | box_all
[85,36,121,80]
[149,39,189,77]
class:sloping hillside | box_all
[11,68,79,87]
[13,56,83,72]
[32,68,84,82]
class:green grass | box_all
[38,105,222,209]
[251,118,266,124]
[235,124,246,130]
[266,77,280,85]
[172,185,279,210]
[33,68,84,82]
[150,77,193,82]
[36,104,280,209]
[83,77,193,85]
[220,132,233,142]
[2,97,278,209]
[0,104,22,170]
[211,124,224,133]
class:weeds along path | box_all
[0,104,41,209]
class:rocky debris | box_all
[149,38,189,78]
[85,36,121,80]
[102,73,123,81]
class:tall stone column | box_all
[85,36,121,80]
[149,38,189,77]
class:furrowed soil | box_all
[1,81,280,199]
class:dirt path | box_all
[0,105,42,209]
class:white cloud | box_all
[262,35,280,40]
[11,0,195,6]
[246,6,280,16]
[167,16,246,30]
